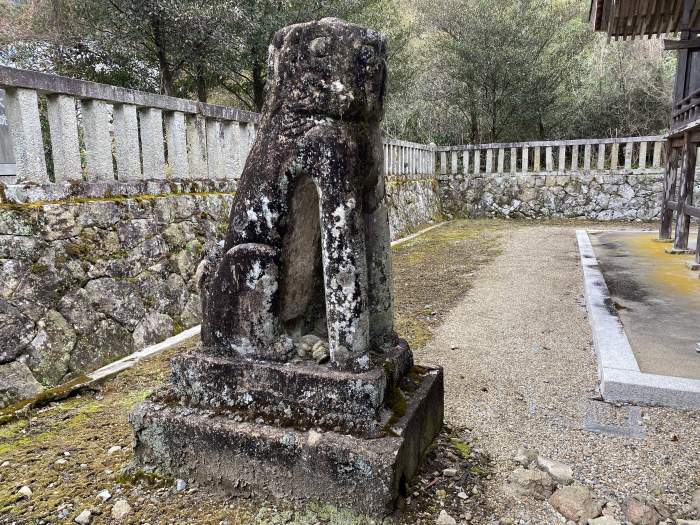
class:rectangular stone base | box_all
[130,365,443,516]
[169,344,413,436]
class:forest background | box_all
[0,0,676,145]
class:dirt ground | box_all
[0,219,507,525]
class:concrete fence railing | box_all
[0,66,438,190]
[383,138,436,177]
[435,137,666,177]
[0,65,260,185]
[0,65,672,193]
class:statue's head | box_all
[267,17,387,122]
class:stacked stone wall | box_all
[0,185,234,406]
[438,172,667,221]
[386,177,443,236]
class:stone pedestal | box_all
[131,344,443,516]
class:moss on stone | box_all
[450,437,472,459]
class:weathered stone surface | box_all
[132,312,173,349]
[0,191,234,405]
[549,485,603,523]
[588,517,622,525]
[692,488,700,516]
[132,18,443,518]
[201,17,393,370]
[439,173,672,221]
[0,299,35,363]
[0,360,43,408]
[436,510,457,525]
[27,309,75,385]
[505,467,555,500]
[513,446,538,467]
[131,365,443,516]
[170,342,413,436]
[537,456,574,485]
[624,495,661,525]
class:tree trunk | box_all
[151,15,174,96]
[252,60,265,111]
[196,64,207,102]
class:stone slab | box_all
[170,344,413,436]
[131,365,444,516]
[577,230,700,409]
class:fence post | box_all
[46,94,81,182]
[583,144,592,171]
[187,114,207,178]
[82,99,113,181]
[139,107,166,179]
[624,142,633,170]
[638,141,647,170]
[597,144,605,171]
[4,87,48,183]
[558,145,565,172]
[610,143,619,169]
[114,104,142,180]
[673,133,696,251]
[165,111,188,179]
[659,142,677,240]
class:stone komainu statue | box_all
[199,17,395,370]
[132,19,443,514]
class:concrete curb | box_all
[391,221,450,247]
[577,229,700,410]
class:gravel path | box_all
[415,225,700,524]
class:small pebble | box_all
[111,499,132,520]
[74,510,92,524]
[174,479,187,493]
[457,491,468,499]
[96,489,111,502]
[443,467,458,477]
[107,446,122,455]
[18,486,32,498]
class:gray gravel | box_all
[415,225,700,523]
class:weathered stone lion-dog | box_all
[199,17,397,371]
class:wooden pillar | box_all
[659,142,677,241]
[673,133,696,251]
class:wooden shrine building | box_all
[591,0,700,256]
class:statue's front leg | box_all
[301,129,370,369]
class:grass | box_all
[0,219,508,524]
[392,219,509,349]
